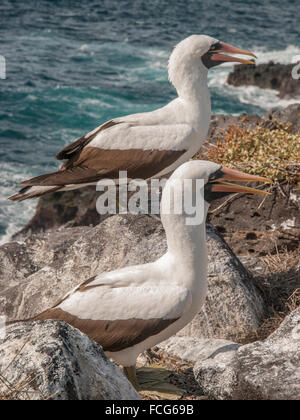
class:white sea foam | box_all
[79,44,90,52]
[238,86,300,109]
[254,45,300,65]
[0,162,37,245]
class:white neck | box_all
[160,179,209,291]
[168,59,211,138]
[169,57,209,103]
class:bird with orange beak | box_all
[201,39,256,68]
[12,160,270,390]
[9,35,257,202]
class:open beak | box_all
[211,41,257,65]
[211,167,271,195]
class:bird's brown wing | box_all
[35,308,178,352]
[19,147,185,186]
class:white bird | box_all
[29,161,269,388]
[8,35,256,202]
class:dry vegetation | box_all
[198,120,300,184]
[0,372,44,400]
[257,250,299,338]
[238,248,300,344]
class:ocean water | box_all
[1,0,300,243]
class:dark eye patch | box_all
[209,42,222,52]
[208,167,224,183]
[202,42,224,69]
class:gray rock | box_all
[194,307,300,400]
[0,320,140,400]
[158,336,240,364]
[238,256,269,276]
[193,343,239,400]
[0,243,38,293]
[11,186,104,241]
[0,215,265,342]
[233,306,300,400]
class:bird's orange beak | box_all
[211,42,257,65]
[211,167,271,195]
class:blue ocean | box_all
[1,0,300,243]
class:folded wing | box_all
[35,277,192,352]
[20,122,194,187]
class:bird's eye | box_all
[209,42,221,52]
[208,168,224,182]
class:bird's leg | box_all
[123,365,139,390]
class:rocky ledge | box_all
[156,305,300,400]
[227,61,300,99]
[193,306,300,400]
[1,212,299,399]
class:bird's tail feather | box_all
[5,317,34,326]
[5,310,54,326]
[7,185,61,202]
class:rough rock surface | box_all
[266,104,300,133]
[209,185,300,256]
[193,341,239,400]
[12,186,104,241]
[227,62,300,99]
[0,215,264,342]
[233,306,300,400]
[0,320,140,400]
[194,307,300,400]
[205,105,300,256]
[158,336,240,364]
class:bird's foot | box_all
[123,365,140,391]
